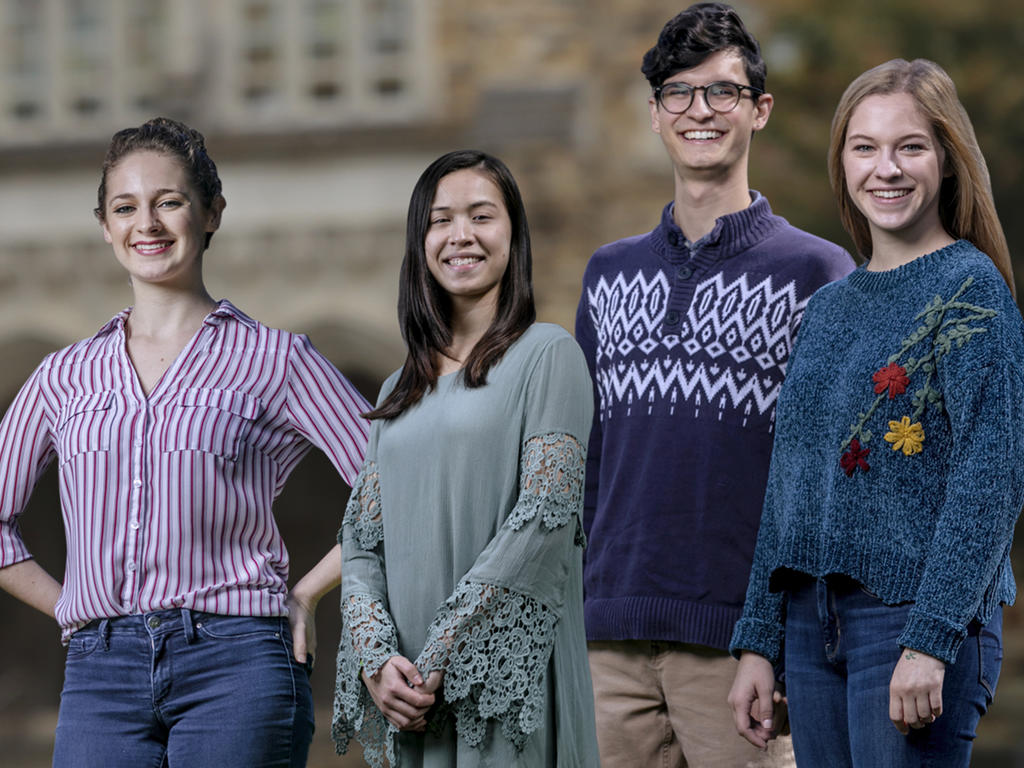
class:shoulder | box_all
[583,231,655,280]
[517,323,583,360]
[759,217,856,276]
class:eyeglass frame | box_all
[652,80,766,114]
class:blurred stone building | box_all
[2,1,1021,765]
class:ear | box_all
[100,218,113,244]
[751,92,774,133]
[649,96,662,135]
[206,195,226,233]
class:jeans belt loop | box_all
[181,608,197,645]
[97,618,111,651]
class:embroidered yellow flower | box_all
[884,416,925,456]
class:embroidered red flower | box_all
[840,439,871,477]
[872,363,910,399]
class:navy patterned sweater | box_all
[730,240,1024,664]
[575,194,854,649]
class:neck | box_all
[672,171,752,242]
[866,224,956,273]
[126,280,217,338]
[440,294,498,372]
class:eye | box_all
[901,143,924,152]
[112,204,135,215]
[158,198,184,209]
[429,216,450,226]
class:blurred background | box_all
[0,0,1021,765]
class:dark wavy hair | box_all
[366,150,536,420]
[641,2,766,91]
[94,117,223,250]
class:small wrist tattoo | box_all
[905,651,918,660]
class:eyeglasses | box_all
[653,81,764,114]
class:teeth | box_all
[448,257,481,266]
[684,130,722,140]
[872,190,908,199]
[135,242,170,253]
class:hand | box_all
[889,648,945,734]
[728,652,781,749]
[285,590,317,665]
[416,669,445,697]
[362,656,436,731]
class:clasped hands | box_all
[362,655,444,731]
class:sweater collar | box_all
[845,240,975,294]
[650,190,781,262]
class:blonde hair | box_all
[828,58,1015,298]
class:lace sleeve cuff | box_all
[341,461,383,550]
[332,593,399,766]
[507,432,587,544]
[415,579,560,751]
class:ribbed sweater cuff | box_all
[729,617,783,664]
[897,608,967,665]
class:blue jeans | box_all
[784,577,1001,768]
[53,609,314,768]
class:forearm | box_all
[290,542,341,608]
[0,558,60,618]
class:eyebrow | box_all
[108,188,188,203]
[430,200,499,212]
[846,131,932,142]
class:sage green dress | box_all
[332,323,599,767]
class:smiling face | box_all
[424,167,512,315]
[649,48,772,185]
[100,150,222,289]
[843,92,948,253]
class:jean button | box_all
[147,616,161,629]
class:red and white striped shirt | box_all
[0,300,370,640]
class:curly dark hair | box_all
[641,2,766,91]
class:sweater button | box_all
[665,310,680,325]
[676,265,693,280]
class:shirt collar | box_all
[95,298,258,337]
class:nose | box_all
[136,205,162,232]
[876,149,902,179]
[685,88,715,119]
[448,216,474,244]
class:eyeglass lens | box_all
[660,82,742,113]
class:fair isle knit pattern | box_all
[730,241,1024,665]
[576,194,854,649]
[586,268,806,424]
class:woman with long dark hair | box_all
[728,59,1024,766]
[0,117,370,767]
[332,150,598,766]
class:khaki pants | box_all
[588,640,795,768]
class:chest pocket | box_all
[57,392,115,463]
[163,388,264,461]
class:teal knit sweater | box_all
[730,240,1024,665]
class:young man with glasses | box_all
[574,4,853,766]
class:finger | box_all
[390,655,424,687]
[292,634,308,664]
[754,681,774,731]
[929,685,943,720]
[911,694,933,728]
[889,694,909,735]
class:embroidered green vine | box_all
[839,277,997,453]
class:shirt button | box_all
[147,616,161,629]
[135,438,143,447]
[126,561,136,572]
[130,520,140,530]
[665,310,680,325]
[676,265,693,280]
[132,479,142,488]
